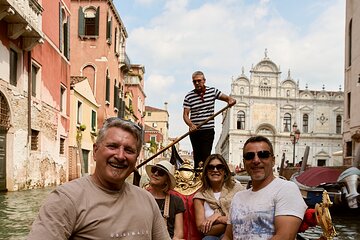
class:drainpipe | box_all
[28,51,32,145]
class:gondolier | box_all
[183,70,236,170]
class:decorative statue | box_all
[174,159,202,195]
[315,190,337,240]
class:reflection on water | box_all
[0,187,54,240]
[298,209,360,240]
[0,187,359,240]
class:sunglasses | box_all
[192,79,203,84]
[207,164,225,171]
[151,166,167,177]
[243,151,273,161]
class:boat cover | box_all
[295,167,342,187]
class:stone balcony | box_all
[0,0,44,50]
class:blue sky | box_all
[114,0,345,152]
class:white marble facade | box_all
[216,53,344,169]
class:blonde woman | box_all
[146,160,185,240]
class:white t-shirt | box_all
[204,191,221,218]
[229,177,307,240]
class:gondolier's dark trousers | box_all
[189,128,214,170]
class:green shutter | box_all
[59,2,62,52]
[109,18,112,44]
[91,110,96,131]
[95,7,100,36]
[106,73,110,102]
[66,19,70,60]
[106,16,110,39]
[78,7,85,36]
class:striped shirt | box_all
[183,86,221,130]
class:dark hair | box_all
[243,135,274,155]
[200,154,234,192]
[96,118,143,155]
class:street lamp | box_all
[290,122,301,166]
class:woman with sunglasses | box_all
[146,160,185,240]
[193,154,244,240]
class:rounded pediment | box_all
[316,91,330,100]
[253,59,279,73]
[281,79,296,88]
[299,90,314,99]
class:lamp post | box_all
[290,122,300,166]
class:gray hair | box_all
[192,70,206,80]
[96,118,143,155]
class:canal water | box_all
[0,187,359,240]
[0,187,54,240]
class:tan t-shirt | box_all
[28,176,170,240]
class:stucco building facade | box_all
[216,53,344,169]
[344,0,360,165]
[0,0,71,191]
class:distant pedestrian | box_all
[183,71,236,170]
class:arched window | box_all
[336,115,342,134]
[78,6,100,37]
[283,113,291,132]
[82,65,96,92]
[237,111,245,130]
[0,92,10,130]
[303,114,308,133]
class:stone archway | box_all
[0,92,10,191]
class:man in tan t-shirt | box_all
[28,118,170,240]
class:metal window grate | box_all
[59,138,65,154]
[0,93,10,130]
[31,130,39,151]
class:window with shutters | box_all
[60,85,66,113]
[31,130,39,151]
[31,63,39,97]
[106,12,112,44]
[10,49,18,86]
[105,70,110,104]
[91,110,97,132]
[59,4,70,59]
[77,101,83,125]
[78,6,99,38]
[113,80,119,112]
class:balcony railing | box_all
[119,51,131,71]
[1,0,44,50]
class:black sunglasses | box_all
[151,166,167,177]
[207,164,225,171]
[192,79,203,84]
[243,151,273,161]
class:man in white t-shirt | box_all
[222,136,307,240]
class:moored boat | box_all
[291,166,360,209]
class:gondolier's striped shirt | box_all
[183,86,221,130]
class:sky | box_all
[114,0,346,152]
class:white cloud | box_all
[121,0,345,151]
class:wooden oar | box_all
[133,104,232,185]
